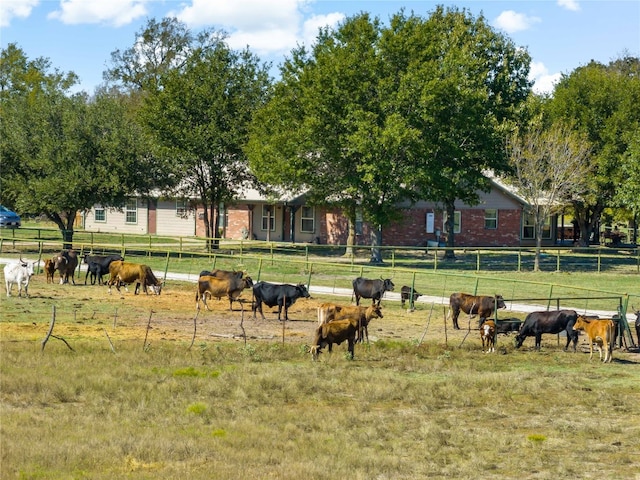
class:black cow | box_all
[448,292,506,330]
[352,277,395,306]
[252,281,310,321]
[494,318,523,335]
[400,285,422,310]
[83,253,124,285]
[514,309,578,351]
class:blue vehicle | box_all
[0,205,21,228]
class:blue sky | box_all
[1,0,639,95]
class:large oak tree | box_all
[247,7,531,261]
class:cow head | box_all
[19,257,35,277]
[296,284,311,298]
[366,304,384,320]
[53,254,67,270]
[383,279,395,291]
[495,294,506,309]
[242,276,254,288]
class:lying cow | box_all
[573,315,615,363]
[448,292,506,330]
[53,249,78,285]
[514,309,578,351]
[84,253,124,285]
[310,317,360,361]
[494,318,523,335]
[352,277,394,306]
[4,258,35,297]
[252,281,310,321]
[107,260,163,295]
[480,320,496,353]
[196,274,253,311]
[43,258,56,284]
[400,285,422,310]
[317,303,383,343]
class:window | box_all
[300,206,315,233]
[125,198,137,224]
[484,209,498,229]
[522,211,551,239]
[443,211,461,234]
[94,205,106,222]
[261,205,275,231]
[176,199,188,217]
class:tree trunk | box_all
[534,223,543,272]
[444,201,456,260]
[369,224,383,264]
[343,204,356,257]
[49,211,75,249]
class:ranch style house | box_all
[83,177,570,248]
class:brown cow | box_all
[573,315,615,363]
[317,303,383,343]
[310,317,360,361]
[195,275,254,311]
[448,292,506,330]
[480,320,496,353]
[43,258,56,284]
[107,261,162,295]
[53,249,78,285]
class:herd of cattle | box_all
[3,254,639,363]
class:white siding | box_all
[155,200,196,236]
[85,203,149,234]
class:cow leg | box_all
[535,333,542,350]
[452,311,460,330]
[347,338,355,359]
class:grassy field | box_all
[2,267,640,479]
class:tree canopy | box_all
[546,56,640,245]
[246,7,531,260]
[1,44,156,244]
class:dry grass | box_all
[1,275,640,479]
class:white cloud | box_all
[48,0,150,27]
[558,0,581,12]
[493,10,541,34]
[0,0,39,28]
[170,0,342,57]
[529,61,561,95]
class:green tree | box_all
[103,17,194,92]
[140,36,271,250]
[1,44,157,246]
[247,8,530,261]
[547,57,640,246]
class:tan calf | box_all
[573,316,615,363]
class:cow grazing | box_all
[4,258,35,297]
[480,320,496,353]
[573,316,615,363]
[317,303,383,343]
[43,258,56,284]
[352,277,395,306]
[310,317,360,361]
[83,253,124,285]
[514,309,578,351]
[448,292,506,330]
[400,285,422,310]
[252,282,310,321]
[53,249,78,285]
[196,275,253,311]
[107,261,163,295]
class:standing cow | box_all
[43,258,56,284]
[400,285,422,310]
[352,277,395,306]
[53,249,78,285]
[83,253,124,285]
[107,261,163,295]
[448,292,506,330]
[514,309,578,351]
[252,282,310,321]
[4,258,35,297]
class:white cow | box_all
[4,258,35,297]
